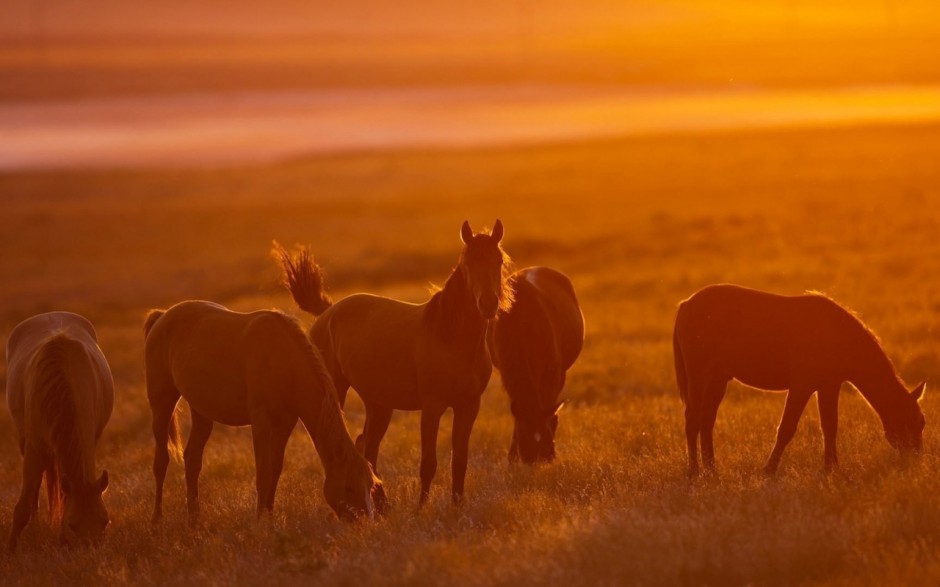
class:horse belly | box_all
[348,373,422,411]
[722,341,792,391]
[175,371,252,427]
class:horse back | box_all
[310,293,424,407]
[518,267,584,369]
[6,312,113,445]
[491,267,583,406]
[675,284,862,390]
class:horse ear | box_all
[491,219,504,243]
[554,400,566,416]
[460,220,473,244]
[911,381,927,402]
[97,470,109,494]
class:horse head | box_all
[459,219,510,320]
[323,453,386,521]
[884,381,927,453]
[61,471,109,547]
[511,400,565,464]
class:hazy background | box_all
[3,2,940,585]
[2,1,940,170]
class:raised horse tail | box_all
[273,241,333,316]
[143,309,166,338]
[673,317,688,404]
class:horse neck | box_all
[848,338,908,421]
[427,267,487,345]
[295,366,357,473]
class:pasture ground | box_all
[1,123,940,585]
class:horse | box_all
[277,219,512,505]
[487,267,584,464]
[673,284,926,477]
[143,300,384,524]
[5,312,113,552]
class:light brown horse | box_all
[278,220,511,505]
[674,284,926,477]
[143,300,384,523]
[6,312,113,552]
[487,267,584,464]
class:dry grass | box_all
[2,123,940,585]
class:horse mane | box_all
[34,334,85,522]
[805,290,904,385]
[486,240,515,313]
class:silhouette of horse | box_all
[143,301,384,523]
[6,312,113,552]
[278,220,511,505]
[487,267,584,464]
[674,284,926,477]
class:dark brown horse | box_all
[6,312,113,552]
[278,220,511,505]
[487,267,584,464]
[674,284,926,477]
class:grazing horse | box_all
[6,312,113,552]
[487,267,584,464]
[143,301,384,523]
[673,284,926,477]
[278,220,511,505]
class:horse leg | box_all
[508,424,520,464]
[267,416,297,512]
[764,386,813,475]
[451,395,481,505]
[684,376,707,478]
[251,415,274,517]
[8,445,48,552]
[700,377,729,475]
[149,387,181,524]
[418,397,448,507]
[361,403,393,472]
[184,411,214,526]
[817,386,840,473]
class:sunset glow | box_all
[2,1,940,585]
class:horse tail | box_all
[673,314,688,404]
[143,309,165,339]
[167,404,183,462]
[273,241,333,316]
[45,461,64,523]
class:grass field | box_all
[2,121,940,585]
